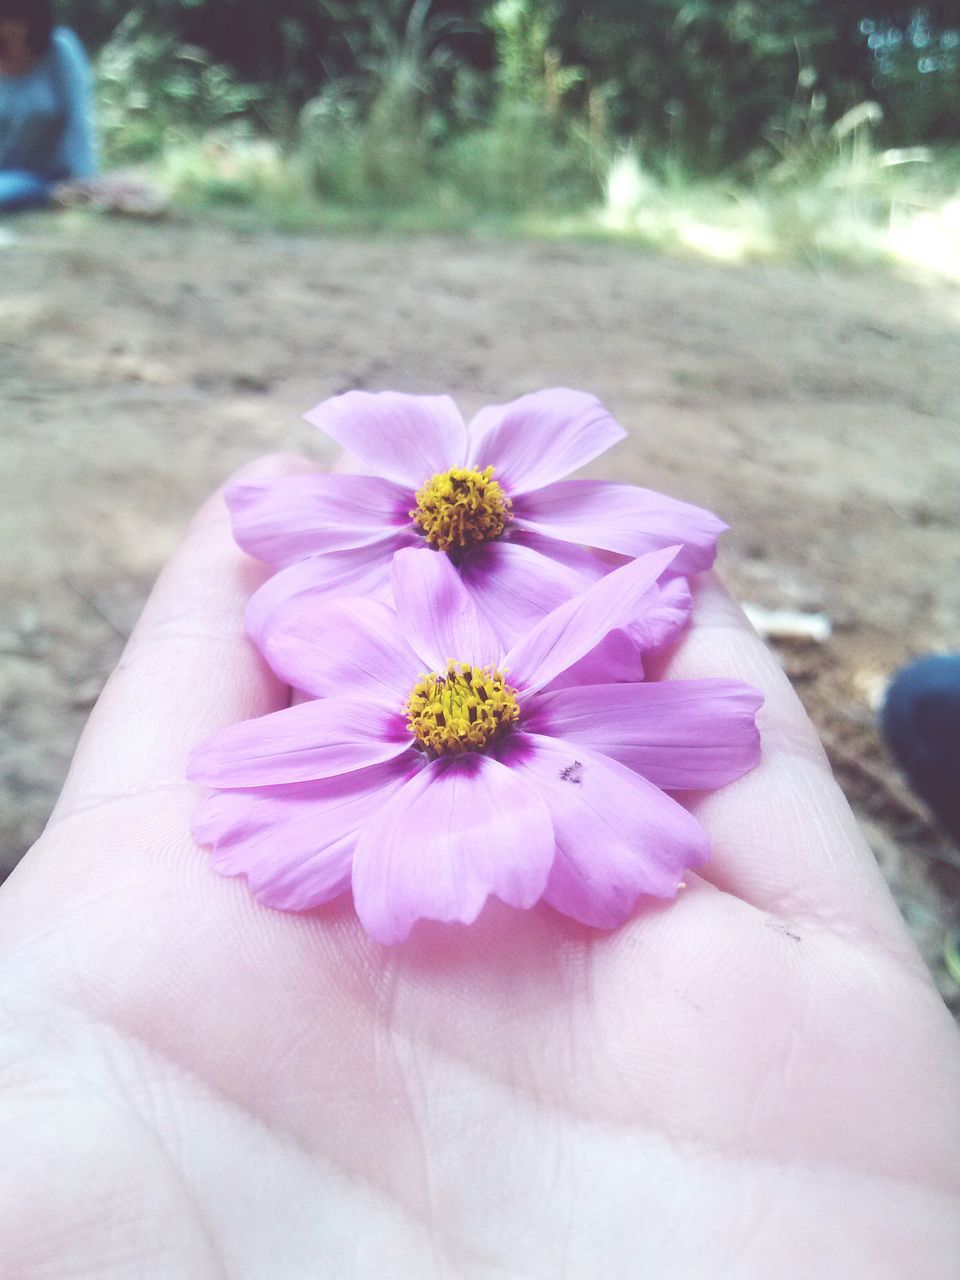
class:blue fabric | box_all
[882,654,960,842]
[0,168,52,210]
[0,28,96,183]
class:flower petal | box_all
[513,479,727,574]
[628,574,693,651]
[467,389,626,495]
[187,697,411,788]
[456,538,592,645]
[505,545,679,694]
[226,473,412,568]
[244,539,407,648]
[263,598,421,701]
[541,623,648,692]
[304,391,467,487]
[505,528,613,583]
[352,751,555,944]
[390,546,502,671]
[193,755,420,910]
[498,735,709,928]
[524,680,763,791]
[542,576,693,689]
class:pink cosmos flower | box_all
[227,388,727,645]
[188,545,763,944]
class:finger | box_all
[49,454,318,826]
[656,572,911,949]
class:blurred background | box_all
[39,0,960,261]
[2,1,959,1004]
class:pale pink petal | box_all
[244,538,409,648]
[467,389,626,495]
[505,545,679,694]
[542,624,647,692]
[226,473,412,567]
[390,546,501,672]
[304,391,467,487]
[512,479,727,574]
[352,752,555,944]
[187,697,411,788]
[498,735,709,928]
[504,529,611,584]
[628,574,693,651]
[193,755,420,910]
[263,598,421,701]
[544,578,692,686]
[456,538,590,645]
[524,680,763,791]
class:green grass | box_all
[138,131,960,279]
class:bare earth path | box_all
[2,216,959,998]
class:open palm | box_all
[2,459,958,1279]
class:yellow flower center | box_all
[405,661,520,757]
[411,466,512,553]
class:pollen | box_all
[405,661,520,757]
[411,466,512,553]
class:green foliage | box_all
[297,0,479,204]
[78,0,960,274]
[298,88,367,204]
[552,0,960,170]
[443,109,598,212]
[489,0,552,107]
[95,16,266,164]
[864,11,960,141]
[598,124,960,279]
[293,0,602,212]
[444,1,600,213]
[74,1,960,177]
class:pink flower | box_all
[189,545,762,944]
[227,388,727,645]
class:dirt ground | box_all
[3,214,959,1003]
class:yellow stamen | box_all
[411,466,512,553]
[405,661,520,757]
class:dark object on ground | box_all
[882,655,960,844]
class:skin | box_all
[0,19,33,75]
[1,454,958,1278]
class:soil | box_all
[3,214,959,1003]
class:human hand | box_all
[2,459,958,1278]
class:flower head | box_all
[411,466,512,552]
[226,388,728,647]
[189,546,762,944]
[405,660,520,754]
